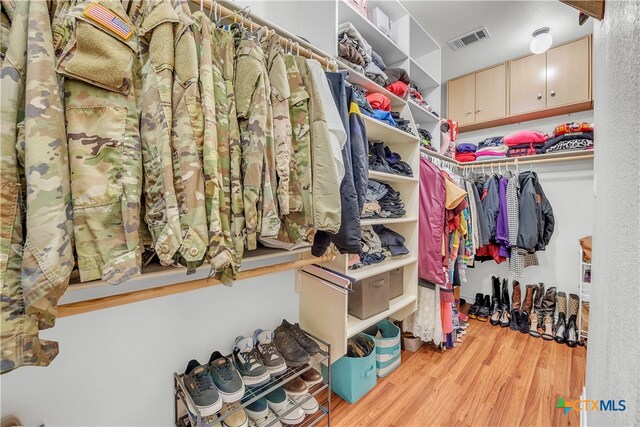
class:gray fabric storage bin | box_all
[388,267,403,299]
[349,272,390,319]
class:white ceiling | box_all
[402,1,594,81]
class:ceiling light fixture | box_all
[530,27,552,54]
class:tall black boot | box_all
[477,295,491,322]
[499,279,510,327]
[490,277,502,326]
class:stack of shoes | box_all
[274,320,320,367]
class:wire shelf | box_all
[174,329,331,427]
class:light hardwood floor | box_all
[320,315,586,426]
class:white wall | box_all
[0,271,300,426]
[586,2,640,425]
[455,111,595,301]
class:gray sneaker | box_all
[254,329,287,377]
[233,336,270,387]
[276,319,320,355]
[209,351,246,403]
[184,360,223,417]
[274,330,310,367]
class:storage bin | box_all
[364,320,401,377]
[369,8,391,38]
[323,334,377,403]
[349,272,390,320]
[402,332,423,352]
[388,267,403,300]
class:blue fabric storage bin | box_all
[322,334,377,403]
[364,319,401,377]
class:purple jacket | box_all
[418,158,446,284]
[495,177,510,257]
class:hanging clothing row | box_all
[0,0,368,373]
[407,154,556,348]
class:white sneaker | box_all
[266,389,305,425]
[286,393,319,415]
[247,408,282,427]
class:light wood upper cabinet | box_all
[509,53,547,115]
[546,37,590,108]
[448,74,476,126]
[475,64,507,122]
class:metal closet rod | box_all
[58,253,335,318]
[420,148,594,169]
[192,0,337,70]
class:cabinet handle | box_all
[550,90,556,97]
[537,93,543,100]
[476,108,482,113]
[466,111,472,115]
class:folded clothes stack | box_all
[408,83,438,116]
[477,142,508,160]
[366,93,391,111]
[418,128,436,152]
[368,141,413,177]
[363,180,406,219]
[390,111,415,135]
[454,142,477,163]
[353,225,409,269]
[543,122,594,153]
[504,130,548,157]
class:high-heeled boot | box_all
[529,283,545,338]
[468,293,483,319]
[499,279,510,327]
[566,294,580,347]
[490,276,502,326]
[554,292,568,344]
[509,281,521,331]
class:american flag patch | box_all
[82,3,133,40]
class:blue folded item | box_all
[478,136,504,149]
[455,143,477,153]
[371,110,396,126]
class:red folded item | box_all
[386,81,409,98]
[455,152,477,163]
[365,93,391,111]
[504,130,548,147]
[553,122,593,137]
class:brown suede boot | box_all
[519,285,535,334]
[530,283,545,338]
[509,281,521,331]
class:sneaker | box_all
[245,397,268,421]
[282,375,308,396]
[286,393,319,415]
[265,388,305,426]
[209,351,246,403]
[220,402,249,427]
[183,360,223,417]
[300,364,323,387]
[233,336,270,387]
[254,329,287,377]
[274,331,310,367]
[276,320,320,355]
[248,409,281,427]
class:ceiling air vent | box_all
[448,27,491,50]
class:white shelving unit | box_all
[228,0,440,362]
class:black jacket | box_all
[517,171,554,251]
[312,77,367,256]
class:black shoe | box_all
[477,295,491,322]
[490,277,502,326]
[566,315,578,347]
[509,309,520,331]
[554,313,567,344]
[276,320,320,355]
[468,293,484,319]
[519,311,530,334]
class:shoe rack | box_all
[174,331,331,427]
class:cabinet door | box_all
[509,53,547,115]
[546,37,590,108]
[448,74,475,125]
[475,64,506,122]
